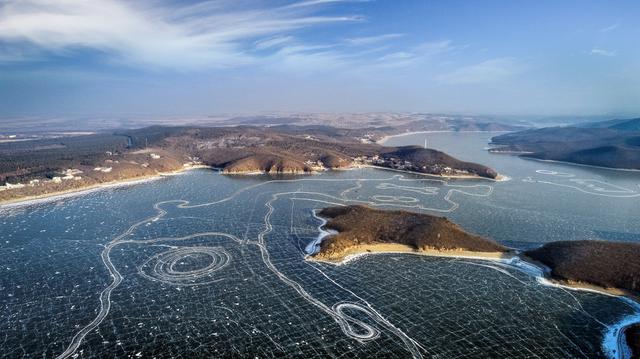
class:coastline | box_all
[1,163,501,209]
[308,241,639,358]
[0,165,211,209]
[486,149,535,155]
[502,255,640,359]
[361,164,506,182]
[377,130,511,145]
[305,209,338,254]
[521,156,640,173]
[220,165,496,180]
[308,238,638,306]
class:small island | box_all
[523,240,640,297]
[312,205,510,262]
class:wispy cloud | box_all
[255,36,295,50]
[344,33,403,46]
[0,0,363,69]
[437,57,526,84]
[364,40,456,69]
[413,40,456,57]
[600,23,619,33]
[590,48,617,57]
[268,47,350,72]
[284,0,371,9]
[0,0,469,75]
[372,51,418,68]
[259,34,440,73]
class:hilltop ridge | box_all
[313,205,508,262]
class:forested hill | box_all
[490,118,640,169]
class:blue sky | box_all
[0,0,638,117]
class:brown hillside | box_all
[524,240,640,295]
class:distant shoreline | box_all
[377,130,511,145]
[0,164,500,208]
[521,156,640,173]
[361,164,508,182]
[378,129,640,174]
[0,165,211,209]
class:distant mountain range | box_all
[490,118,640,170]
[0,113,527,135]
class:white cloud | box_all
[0,0,487,82]
[590,48,616,57]
[437,57,526,85]
[0,0,363,69]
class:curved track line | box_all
[56,173,494,358]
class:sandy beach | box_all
[308,242,512,265]
[310,241,637,301]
